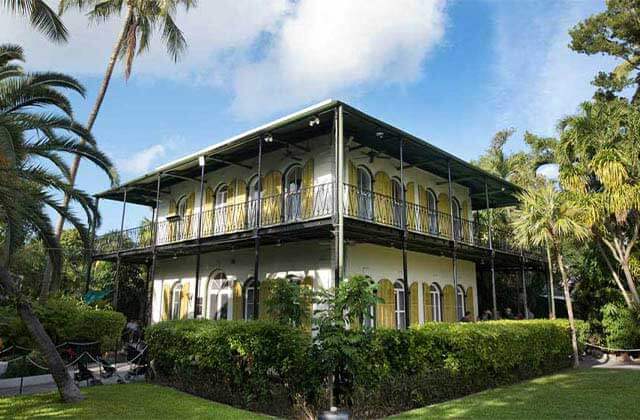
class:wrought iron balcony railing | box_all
[94,182,540,258]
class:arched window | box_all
[171,283,182,320]
[176,195,188,219]
[207,271,232,320]
[430,283,443,322]
[452,197,462,240]
[214,184,228,233]
[456,285,466,321]
[247,176,259,228]
[363,276,375,329]
[394,280,406,329]
[244,278,256,320]
[391,178,403,227]
[357,166,373,220]
[284,165,303,221]
[427,189,438,234]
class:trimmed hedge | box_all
[0,297,126,351]
[147,319,579,418]
[146,320,315,417]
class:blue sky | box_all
[1,0,612,233]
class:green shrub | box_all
[0,296,126,351]
[146,320,314,418]
[601,303,640,349]
[146,319,578,418]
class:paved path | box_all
[581,354,640,370]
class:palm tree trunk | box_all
[545,244,556,319]
[43,7,134,300]
[0,265,84,402]
[555,252,580,369]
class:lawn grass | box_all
[0,383,268,419]
[393,368,640,419]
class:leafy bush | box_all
[0,296,126,351]
[146,320,315,418]
[265,277,314,327]
[147,319,578,418]
[601,303,640,349]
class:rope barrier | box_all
[583,342,640,353]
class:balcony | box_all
[93,183,540,259]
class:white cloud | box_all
[1,0,447,119]
[117,144,167,175]
[490,0,614,137]
[231,0,447,118]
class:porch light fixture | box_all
[309,116,320,127]
[264,134,273,143]
[198,155,206,167]
[376,130,384,140]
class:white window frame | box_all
[430,283,442,322]
[456,285,466,321]
[427,189,438,234]
[394,280,406,330]
[171,283,182,320]
[207,271,232,320]
[244,278,255,320]
[357,166,373,220]
[284,165,303,221]
[214,184,228,233]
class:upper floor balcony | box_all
[93,182,540,260]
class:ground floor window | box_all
[394,280,406,329]
[456,285,466,320]
[430,282,443,322]
[171,283,182,320]
[207,271,231,320]
[245,278,256,320]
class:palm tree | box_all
[0,44,116,402]
[2,0,68,42]
[512,185,589,368]
[50,0,196,272]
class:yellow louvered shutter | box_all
[466,287,475,321]
[185,192,195,239]
[406,182,416,230]
[374,171,391,224]
[261,171,282,225]
[232,280,243,320]
[168,199,177,242]
[443,285,455,322]
[409,283,419,326]
[418,185,428,233]
[438,193,450,238]
[180,281,190,320]
[258,279,272,319]
[203,187,214,236]
[301,159,315,219]
[347,160,358,216]
[423,283,433,322]
[272,171,282,222]
[162,284,171,321]
[235,179,247,230]
[376,279,395,328]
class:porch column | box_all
[84,197,100,293]
[447,161,459,320]
[399,136,410,328]
[333,105,345,287]
[193,156,207,318]
[485,179,498,319]
[253,135,264,319]
[146,173,163,324]
[521,251,529,319]
[113,187,128,309]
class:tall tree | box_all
[512,185,590,368]
[2,0,68,42]
[569,0,640,104]
[44,0,196,295]
[0,44,116,402]
[557,99,640,307]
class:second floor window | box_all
[452,197,462,240]
[284,166,303,221]
[391,178,403,227]
[428,190,438,234]
[247,176,259,228]
[357,166,373,220]
[214,185,228,233]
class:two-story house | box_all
[90,100,544,327]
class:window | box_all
[207,271,231,320]
[456,285,466,321]
[247,176,259,228]
[171,283,182,320]
[452,197,462,240]
[391,178,403,227]
[284,166,303,221]
[363,276,375,329]
[394,280,406,329]
[357,166,373,220]
[174,195,188,240]
[430,283,442,322]
[427,190,438,234]
[244,278,256,320]
[214,184,228,233]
